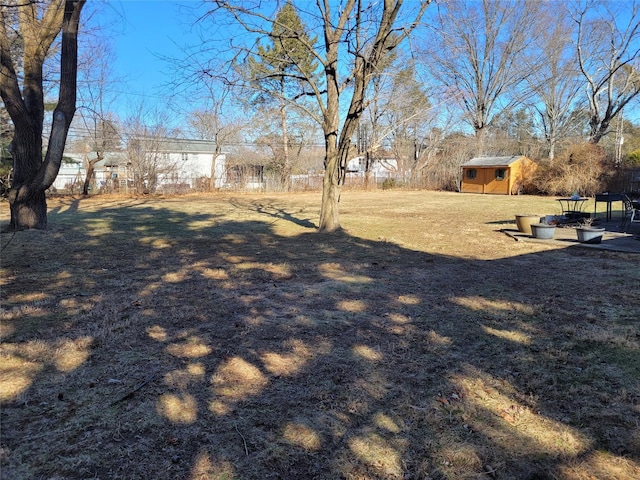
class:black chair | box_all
[620,194,640,232]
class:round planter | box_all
[576,227,605,244]
[531,223,556,239]
[515,214,541,235]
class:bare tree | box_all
[357,49,399,188]
[525,5,585,160]
[123,106,179,194]
[74,32,121,195]
[376,63,434,183]
[1,0,85,230]
[204,0,431,232]
[572,0,640,144]
[187,77,245,191]
[424,0,542,155]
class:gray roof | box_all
[94,152,129,167]
[154,138,219,153]
[63,138,222,166]
[64,151,128,167]
[118,137,219,154]
[462,155,526,167]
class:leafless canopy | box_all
[572,0,640,144]
[424,0,542,154]
[204,0,431,231]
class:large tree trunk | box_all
[1,0,84,230]
[8,188,47,230]
[7,119,47,229]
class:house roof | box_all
[94,152,129,167]
[63,137,224,167]
[462,155,527,167]
[154,138,220,153]
[64,151,129,167]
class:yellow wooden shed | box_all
[461,155,536,195]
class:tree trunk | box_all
[475,127,487,156]
[6,122,47,229]
[83,153,101,195]
[318,32,342,232]
[319,142,342,232]
[589,115,609,144]
[82,162,95,195]
[2,0,85,230]
[364,152,371,189]
[280,84,291,191]
[8,187,48,230]
[209,145,221,191]
[548,127,556,161]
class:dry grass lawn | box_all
[1,190,639,480]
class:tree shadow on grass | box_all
[1,198,639,479]
[229,196,318,229]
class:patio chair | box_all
[620,194,640,232]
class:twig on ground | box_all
[1,230,16,252]
[110,372,157,406]
[235,423,249,456]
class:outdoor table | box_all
[557,197,588,222]
[594,193,623,221]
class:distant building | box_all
[346,156,398,178]
[461,155,537,195]
[61,138,227,193]
[148,138,227,190]
[51,158,84,192]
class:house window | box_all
[466,169,477,179]
[495,169,506,180]
[181,153,189,162]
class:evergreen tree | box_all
[246,1,319,190]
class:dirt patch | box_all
[1,191,639,479]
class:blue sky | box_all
[93,1,204,121]
[88,0,640,131]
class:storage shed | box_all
[461,155,536,195]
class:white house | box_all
[151,138,227,190]
[346,156,398,178]
[61,151,129,193]
[61,138,228,193]
[52,159,84,192]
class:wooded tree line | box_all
[1,0,639,231]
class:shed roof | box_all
[462,155,526,167]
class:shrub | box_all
[0,155,11,198]
[382,178,398,190]
[532,143,606,196]
[625,149,640,167]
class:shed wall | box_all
[461,167,510,194]
[461,158,536,195]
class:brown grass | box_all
[1,191,639,480]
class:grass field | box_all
[1,190,639,480]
